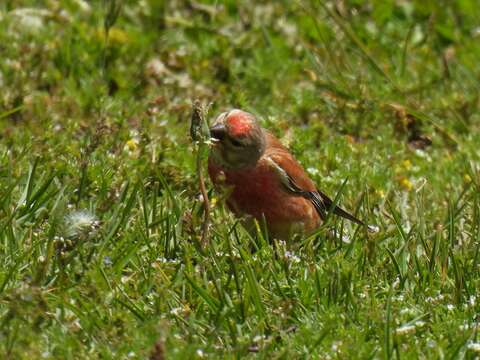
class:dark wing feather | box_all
[284,172,365,226]
[266,154,367,228]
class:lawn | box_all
[1,0,480,358]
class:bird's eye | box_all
[230,138,243,147]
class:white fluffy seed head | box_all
[64,210,99,240]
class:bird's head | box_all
[209,109,266,170]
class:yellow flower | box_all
[96,27,129,44]
[376,189,385,198]
[402,159,412,170]
[464,174,472,183]
[210,197,218,207]
[126,139,138,151]
[399,177,413,191]
[108,27,129,44]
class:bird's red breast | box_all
[208,131,321,239]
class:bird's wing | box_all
[266,153,366,227]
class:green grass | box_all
[1,0,480,358]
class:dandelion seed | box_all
[459,321,479,331]
[71,318,82,331]
[253,335,263,343]
[393,293,403,301]
[276,17,297,40]
[53,235,62,244]
[341,233,351,244]
[157,257,180,264]
[103,256,112,267]
[400,308,415,316]
[145,58,168,78]
[467,342,480,352]
[10,8,50,33]
[65,210,98,239]
[170,307,182,316]
[395,324,416,335]
[72,0,91,13]
[331,341,342,352]
[196,349,204,357]
[307,167,320,176]
[414,149,431,161]
[427,340,437,348]
[284,251,301,263]
[365,21,377,36]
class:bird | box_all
[207,109,369,240]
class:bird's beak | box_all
[210,123,226,142]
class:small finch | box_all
[208,109,369,240]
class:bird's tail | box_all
[317,190,378,233]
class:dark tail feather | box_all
[316,190,376,232]
[284,173,377,232]
[332,203,365,226]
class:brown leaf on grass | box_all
[442,46,455,79]
[387,103,432,150]
[334,0,348,18]
[408,135,432,150]
[187,1,221,18]
[181,210,195,237]
[145,58,170,79]
[149,339,166,360]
